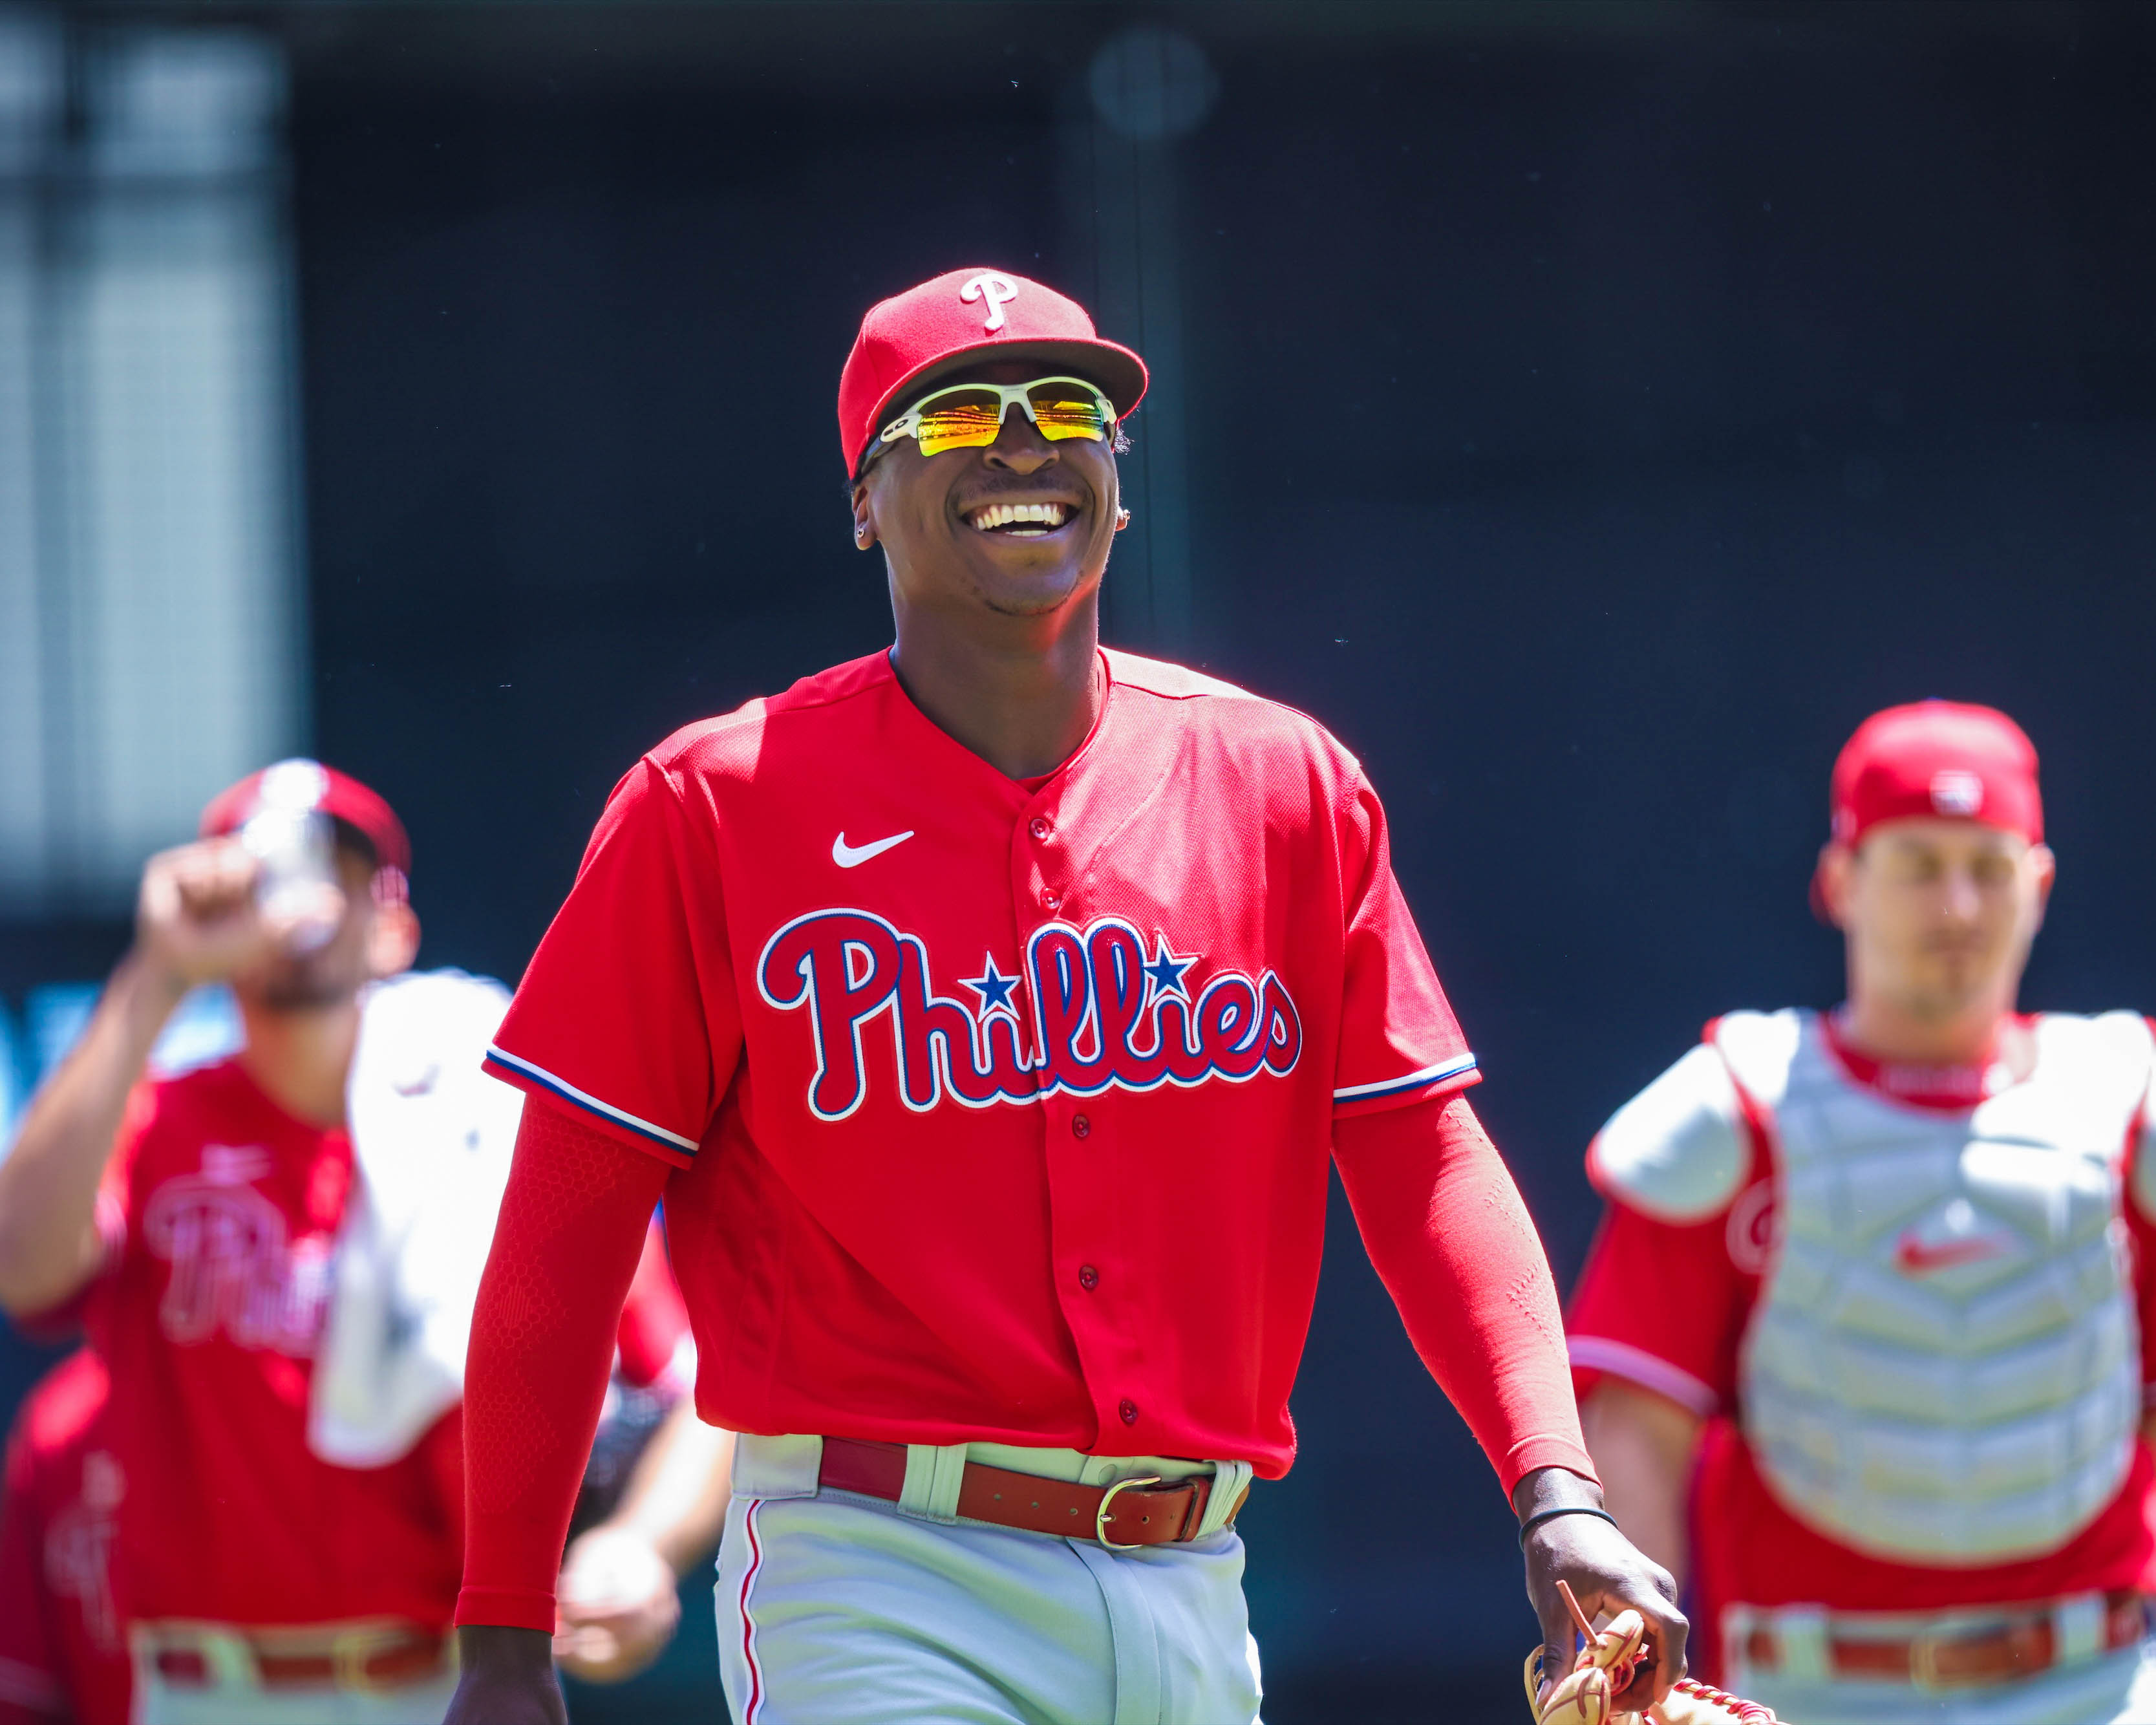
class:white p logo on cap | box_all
[961,272,1018,332]
[1930,769,1984,817]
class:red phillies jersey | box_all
[68,1060,464,1628]
[0,1353,130,1725]
[1568,1015,2156,1673]
[487,648,1477,1477]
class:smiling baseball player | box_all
[444,266,1681,1725]
[1571,701,2156,1723]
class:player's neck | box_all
[235,995,362,1130]
[888,599,1105,781]
[1836,991,2013,1068]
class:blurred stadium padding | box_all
[0,10,304,915]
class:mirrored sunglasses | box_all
[875,376,1116,462]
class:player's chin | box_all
[965,554,1100,616]
[1915,956,1987,1002]
[250,959,361,1013]
[978,578,1089,619]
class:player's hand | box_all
[133,839,333,993]
[1518,1488,1686,1712]
[443,1626,568,1725]
[552,1524,681,1684]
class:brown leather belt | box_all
[1743,1591,2146,1689]
[818,1436,1246,1549]
[151,1623,450,1691]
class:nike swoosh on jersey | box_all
[832,830,915,868]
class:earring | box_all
[855,524,871,545]
[1116,508,1132,527]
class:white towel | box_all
[308,969,524,1468]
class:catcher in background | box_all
[1570,701,2156,1724]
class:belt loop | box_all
[1771,1605,1831,1683]
[198,1625,257,1690]
[732,1433,824,1501]
[899,1443,968,1521]
[2056,1592,2104,1664]
[1197,1461,1253,1538]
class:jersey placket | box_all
[1012,784,1150,1450]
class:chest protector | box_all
[1723,1008,2153,1565]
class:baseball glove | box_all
[1524,1591,1784,1724]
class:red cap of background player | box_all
[1811,701,2042,917]
[1828,701,2043,848]
[837,267,1148,475]
[199,758,412,877]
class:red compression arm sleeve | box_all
[456,1098,672,1631]
[1334,1093,1598,1495]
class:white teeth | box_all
[968,501,1071,533]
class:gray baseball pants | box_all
[714,1433,1263,1725]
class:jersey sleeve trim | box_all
[1334,1053,1478,1106]
[1568,1335,1718,1418]
[482,1047,699,1156]
[454,1582,559,1635]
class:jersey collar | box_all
[1819,1008,2036,1112]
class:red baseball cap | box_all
[200,758,412,876]
[1812,701,2042,917]
[837,267,1148,475]
[1827,701,2043,850]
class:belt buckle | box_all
[1910,1630,1978,1692]
[1095,1475,1164,1550]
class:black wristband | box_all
[1516,1504,1619,1550]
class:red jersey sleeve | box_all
[485,758,741,1168]
[1329,771,1479,1119]
[1337,1095,1597,1493]
[1567,1199,1753,1419]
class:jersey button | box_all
[1118,1398,1138,1426]
[1071,1113,1091,1139]
[1040,888,1060,910]
[1078,1263,1100,1291]
[1029,816,1052,841]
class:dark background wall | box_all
[23,2,2156,1718]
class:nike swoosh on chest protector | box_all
[832,830,915,868]
[1892,1232,2014,1275]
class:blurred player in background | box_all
[446,267,1681,1725]
[0,762,521,1724]
[1570,702,2156,1723]
[0,1219,713,1720]
[0,1351,129,1725]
